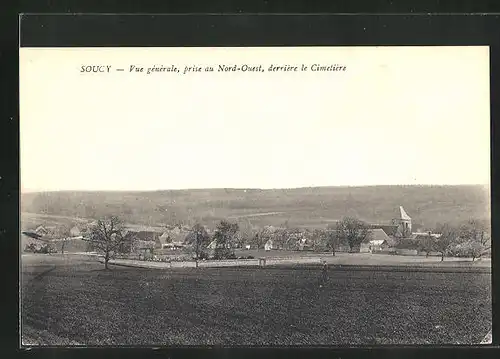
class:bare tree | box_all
[86,216,128,269]
[417,232,435,258]
[186,223,211,266]
[336,217,372,253]
[274,227,290,250]
[284,227,303,250]
[433,224,458,261]
[311,228,327,252]
[239,219,256,247]
[52,224,71,254]
[251,232,264,251]
[326,225,342,256]
[254,226,272,251]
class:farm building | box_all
[158,227,190,248]
[21,231,48,252]
[69,226,81,237]
[411,232,442,241]
[360,228,395,252]
[368,224,398,237]
[21,230,43,240]
[206,238,235,252]
[34,225,50,237]
[207,239,232,250]
[264,239,274,251]
[207,239,217,250]
[369,206,413,238]
[326,206,440,253]
[162,242,186,250]
[158,232,172,245]
[132,240,156,259]
[118,230,161,253]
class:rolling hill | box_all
[20,185,490,232]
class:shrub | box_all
[198,251,210,260]
[24,242,56,254]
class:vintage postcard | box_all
[19,46,491,346]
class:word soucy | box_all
[80,65,112,73]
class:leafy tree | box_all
[254,226,273,250]
[335,217,372,253]
[85,216,129,269]
[213,220,239,259]
[185,223,211,266]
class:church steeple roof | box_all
[398,206,411,220]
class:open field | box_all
[21,254,491,346]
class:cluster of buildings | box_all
[362,206,440,253]
[23,206,438,255]
[21,223,190,252]
[252,206,439,253]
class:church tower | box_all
[391,206,412,238]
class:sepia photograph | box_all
[19,46,491,346]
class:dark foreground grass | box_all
[21,254,491,346]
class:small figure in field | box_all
[320,260,328,288]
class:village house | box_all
[360,228,396,253]
[206,239,217,250]
[34,225,50,237]
[410,232,442,241]
[21,230,43,240]
[158,232,172,246]
[69,225,81,237]
[298,237,313,251]
[117,230,159,254]
[158,227,189,248]
[369,206,412,239]
[264,239,274,251]
[325,206,434,253]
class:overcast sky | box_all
[20,46,490,192]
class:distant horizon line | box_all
[21,183,490,194]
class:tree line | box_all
[33,215,490,269]
[416,219,491,261]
